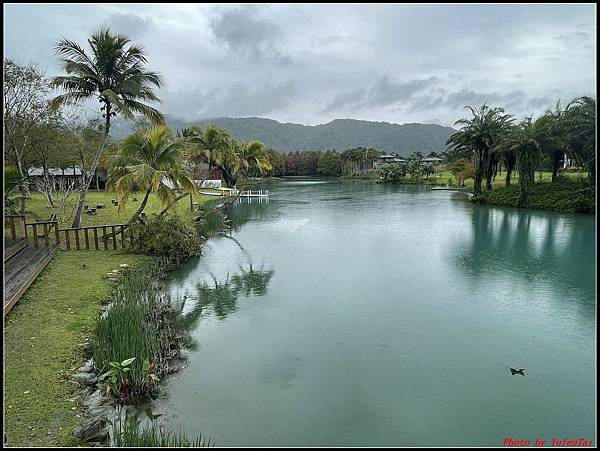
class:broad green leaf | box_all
[121,357,136,366]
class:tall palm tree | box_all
[447,105,513,196]
[541,103,569,183]
[237,140,272,177]
[497,116,552,207]
[51,28,165,227]
[107,126,196,225]
[562,96,595,181]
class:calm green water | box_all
[151,178,596,446]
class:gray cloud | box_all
[4,4,595,125]
[366,76,441,108]
[324,88,366,113]
[209,5,294,66]
[102,13,153,39]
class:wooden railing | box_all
[5,214,27,241]
[5,215,135,251]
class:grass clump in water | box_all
[92,262,182,401]
[111,415,211,447]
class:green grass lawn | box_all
[4,251,149,447]
[433,169,588,189]
[3,190,225,447]
[25,190,217,228]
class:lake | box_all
[149,177,596,446]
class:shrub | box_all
[129,215,201,265]
[473,179,595,213]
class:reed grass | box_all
[92,261,181,400]
[111,415,211,447]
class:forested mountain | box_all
[111,116,455,155]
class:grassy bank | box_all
[25,190,216,227]
[4,251,148,447]
[432,169,588,189]
[472,179,595,213]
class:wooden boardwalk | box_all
[4,240,58,317]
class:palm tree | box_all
[107,126,196,225]
[562,96,595,181]
[497,116,552,207]
[237,140,272,177]
[51,28,165,227]
[541,104,568,182]
[447,105,513,196]
[182,125,232,171]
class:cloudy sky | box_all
[4,3,596,126]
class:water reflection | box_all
[451,204,595,321]
[225,197,279,232]
[177,263,275,329]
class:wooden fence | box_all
[5,215,136,251]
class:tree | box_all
[237,140,272,178]
[3,59,54,213]
[378,164,406,183]
[562,96,595,181]
[4,164,24,213]
[318,150,342,176]
[447,105,513,196]
[182,125,232,173]
[34,176,82,223]
[107,126,196,225]
[497,116,551,207]
[406,152,424,180]
[265,148,285,176]
[51,28,164,227]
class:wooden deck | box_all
[4,243,58,317]
[4,238,27,261]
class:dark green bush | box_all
[473,179,595,213]
[130,215,201,265]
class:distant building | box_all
[27,166,107,189]
[422,157,443,166]
[373,154,407,169]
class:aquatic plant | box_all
[111,415,211,447]
[93,264,181,400]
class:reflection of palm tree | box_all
[231,264,275,297]
[176,264,275,338]
[450,205,595,322]
[197,275,240,320]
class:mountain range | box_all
[111,116,455,155]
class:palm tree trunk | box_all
[71,104,111,228]
[505,152,515,187]
[516,155,531,208]
[473,151,484,196]
[128,189,152,225]
[551,151,561,182]
[158,192,190,217]
[505,169,512,188]
[484,152,494,191]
